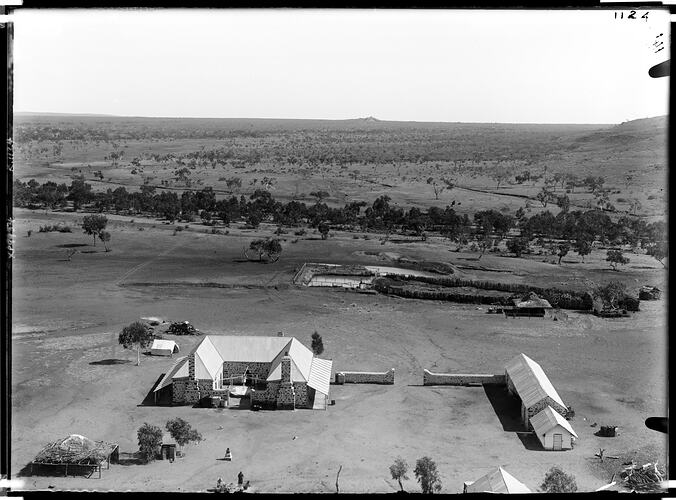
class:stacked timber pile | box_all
[639,286,661,300]
[620,461,665,491]
[167,321,201,335]
[33,434,118,465]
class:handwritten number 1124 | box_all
[615,11,649,21]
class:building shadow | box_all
[15,462,97,477]
[138,374,166,406]
[89,359,132,365]
[516,432,544,451]
[483,384,526,432]
[117,451,145,466]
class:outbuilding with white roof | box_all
[530,405,578,450]
[504,353,568,429]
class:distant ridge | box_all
[15,111,116,117]
[13,111,666,127]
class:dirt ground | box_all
[10,210,667,493]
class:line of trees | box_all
[14,178,667,265]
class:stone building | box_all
[153,335,333,410]
[504,353,567,429]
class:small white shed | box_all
[530,405,578,450]
[150,339,179,356]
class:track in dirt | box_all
[114,239,190,286]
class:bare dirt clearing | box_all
[11,212,666,492]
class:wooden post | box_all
[65,463,68,477]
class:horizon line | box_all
[14,110,667,126]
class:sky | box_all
[12,8,671,124]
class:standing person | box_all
[225,448,231,461]
[238,471,244,486]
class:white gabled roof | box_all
[194,336,223,379]
[162,335,327,388]
[505,353,565,409]
[267,338,314,382]
[154,356,188,392]
[530,406,578,438]
[151,339,178,351]
[465,467,532,494]
[208,335,292,363]
[307,357,333,396]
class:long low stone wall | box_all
[423,369,506,386]
[335,369,394,385]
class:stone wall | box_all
[293,382,310,408]
[251,381,280,407]
[335,369,395,385]
[172,378,189,404]
[527,397,567,420]
[276,383,296,410]
[423,369,506,386]
[179,379,209,404]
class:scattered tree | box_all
[118,321,155,366]
[318,222,330,240]
[165,418,202,455]
[556,194,570,213]
[389,457,410,492]
[427,178,445,200]
[311,331,324,356]
[540,467,577,493]
[67,175,92,210]
[557,242,570,265]
[646,241,667,268]
[506,237,529,257]
[573,237,592,262]
[82,214,108,246]
[98,230,111,252]
[606,249,629,271]
[246,238,282,263]
[536,186,555,207]
[414,456,442,494]
[137,423,163,463]
[594,281,627,310]
[490,166,513,190]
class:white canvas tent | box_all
[463,467,532,494]
[151,339,179,356]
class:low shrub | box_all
[598,425,617,437]
[38,224,71,233]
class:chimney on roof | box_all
[281,353,291,384]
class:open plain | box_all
[11,204,667,492]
